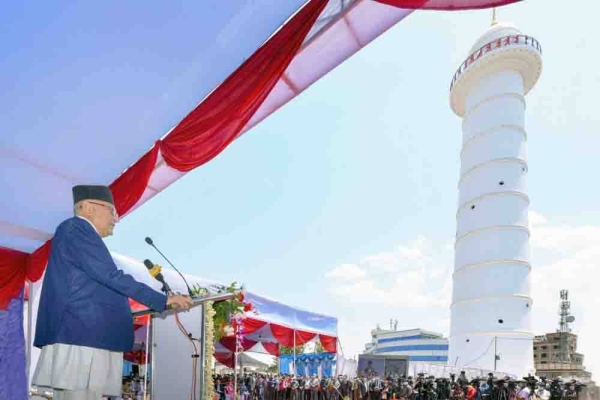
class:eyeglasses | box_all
[87,201,119,218]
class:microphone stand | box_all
[145,238,194,297]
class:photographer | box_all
[548,378,564,400]
[535,381,550,400]
[517,377,536,400]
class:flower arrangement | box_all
[203,301,216,400]
[191,281,256,343]
[210,282,256,341]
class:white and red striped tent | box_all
[110,254,337,368]
[26,253,337,370]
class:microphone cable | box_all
[173,309,199,400]
[144,259,199,399]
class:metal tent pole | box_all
[293,329,297,378]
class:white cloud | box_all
[325,263,366,280]
[529,210,548,227]
[327,212,600,380]
[326,234,454,356]
[329,234,453,309]
[359,235,436,273]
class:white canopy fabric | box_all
[0,0,312,253]
[0,0,413,255]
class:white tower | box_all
[448,17,542,377]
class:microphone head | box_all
[143,259,154,270]
[145,237,154,245]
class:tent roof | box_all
[0,0,312,252]
[0,0,413,255]
[112,252,338,339]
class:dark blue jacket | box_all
[34,217,167,352]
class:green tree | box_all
[267,360,279,374]
[315,342,325,353]
[279,345,305,355]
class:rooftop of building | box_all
[534,332,578,342]
[372,327,446,339]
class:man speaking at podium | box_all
[32,185,192,400]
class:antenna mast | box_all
[557,290,575,363]
[559,290,572,333]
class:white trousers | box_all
[33,343,123,397]
[53,389,103,400]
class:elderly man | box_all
[33,185,192,400]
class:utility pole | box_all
[494,337,498,371]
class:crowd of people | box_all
[212,371,588,400]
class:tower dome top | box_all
[470,21,521,53]
[449,19,542,116]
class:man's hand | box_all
[167,294,193,310]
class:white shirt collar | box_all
[77,215,99,234]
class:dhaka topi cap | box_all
[72,185,115,206]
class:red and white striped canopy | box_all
[0,0,521,309]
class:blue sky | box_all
[102,1,600,377]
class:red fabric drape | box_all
[129,299,150,329]
[319,334,337,353]
[373,0,521,10]
[295,330,317,345]
[124,350,149,365]
[0,247,28,310]
[0,0,325,309]
[159,0,328,172]
[270,324,294,347]
[219,336,258,353]
[214,352,235,369]
[242,317,268,335]
[261,342,281,356]
[26,240,51,282]
[110,142,159,217]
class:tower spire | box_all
[491,7,498,26]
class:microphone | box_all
[144,259,172,295]
[145,237,194,297]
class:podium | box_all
[132,292,236,400]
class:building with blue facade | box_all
[363,327,449,363]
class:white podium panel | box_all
[152,306,203,400]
